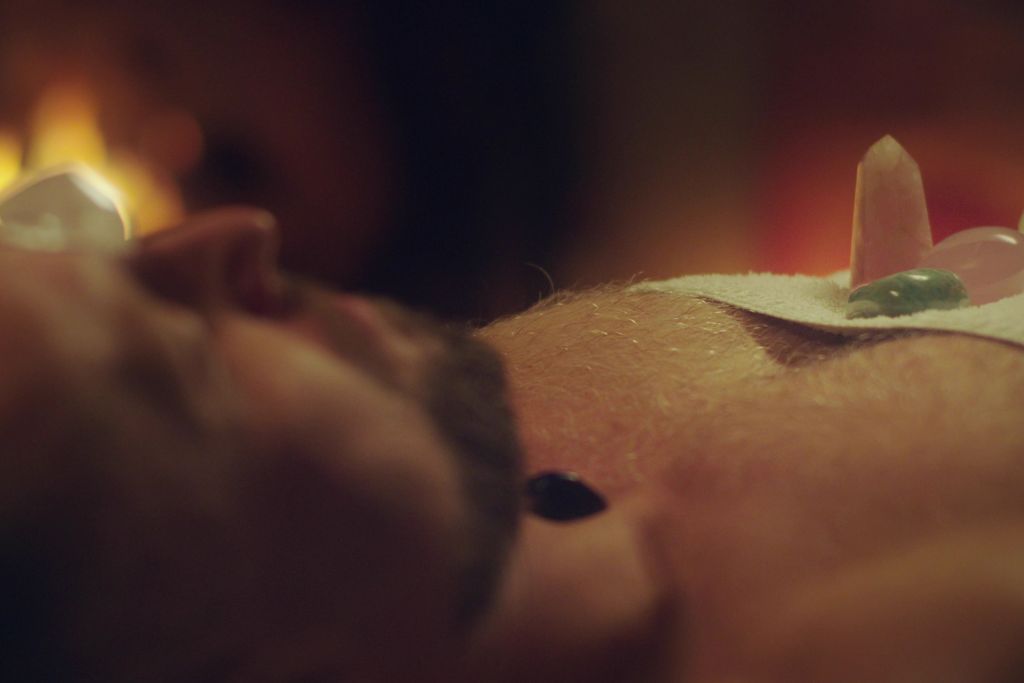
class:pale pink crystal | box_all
[850,136,933,288]
[918,226,1024,305]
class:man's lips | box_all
[294,291,434,393]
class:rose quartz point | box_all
[918,226,1024,305]
[850,136,933,288]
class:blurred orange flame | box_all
[0,82,201,236]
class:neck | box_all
[450,496,680,682]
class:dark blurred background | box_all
[1,0,1022,321]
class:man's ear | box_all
[451,496,678,683]
[751,524,1024,683]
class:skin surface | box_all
[3,209,1024,681]
[472,287,1024,682]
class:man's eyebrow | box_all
[712,302,929,369]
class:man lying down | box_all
[2,139,1023,682]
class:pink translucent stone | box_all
[917,226,1024,305]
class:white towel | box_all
[633,271,1024,348]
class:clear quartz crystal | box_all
[918,226,1024,305]
[850,136,933,288]
[0,165,129,253]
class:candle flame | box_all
[1,82,196,237]
[0,129,22,190]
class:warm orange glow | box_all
[0,82,194,236]
[0,129,21,189]
[104,152,184,237]
[28,83,106,169]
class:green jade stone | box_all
[846,268,970,319]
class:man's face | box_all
[0,209,521,680]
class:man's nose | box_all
[126,207,286,315]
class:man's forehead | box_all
[482,283,1024,495]
[485,287,856,376]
